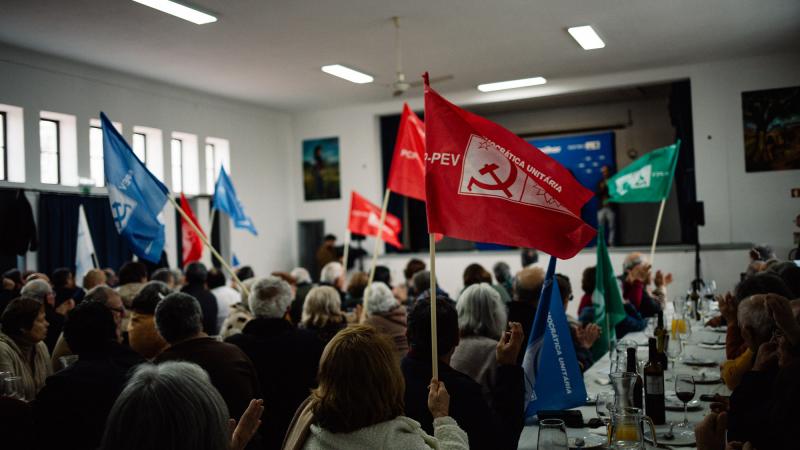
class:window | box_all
[40,111,77,186]
[88,118,121,188]
[171,131,199,194]
[204,137,230,194]
[0,112,6,181]
[40,119,60,184]
[132,132,147,162]
[171,137,183,192]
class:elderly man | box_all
[21,279,73,352]
[319,261,345,305]
[507,266,545,364]
[50,285,126,371]
[81,269,107,291]
[226,276,324,450]
[153,292,261,445]
[619,252,670,318]
[288,267,313,324]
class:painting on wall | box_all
[302,137,341,201]
[742,85,800,172]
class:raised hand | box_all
[717,292,737,325]
[496,322,524,366]
[765,294,800,347]
[229,399,264,450]
[427,379,450,419]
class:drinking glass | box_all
[666,334,683,372]
[1,376,25,401]
[537,418,568,450]
[674,374,695,429]
[596,391,615,423]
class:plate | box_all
[693,370,722,384]
[665,396,702,411]
[698,343,726,350]
[682,356,718,367]
[644,425,696,446]
[568,432,605,449]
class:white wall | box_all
[0,43,294,276]
[291,52,800,269]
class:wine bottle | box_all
[626,347,644,409]
[655,311,666,353]
[644,337,666,424]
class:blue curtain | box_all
[37,193,133,276]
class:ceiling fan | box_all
[388,16,453,97]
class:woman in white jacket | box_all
[282,325,469,450]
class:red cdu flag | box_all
[387,103,426,201]
[348,191,403,249]
[423,76,596,259]
[180,193,204,266]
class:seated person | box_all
[508,266,544,364]
[556,274,600,371]
[619,252,670,318]
[401,298,525,450]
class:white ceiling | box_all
[0,0,798,111]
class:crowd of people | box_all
[0,242,797,449]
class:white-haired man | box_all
[226,276,325,450]
[319,261,345,306]
[21,279,73,352]
[289,267,314,325]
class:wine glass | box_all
[1,375,25,401]
[666,334,683,372]
[537,418,568,450]
[674,374,695,430]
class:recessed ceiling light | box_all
[321,65,374,84]
[131,0,217,25]
[477,77,547,92]
[567,25,605,50]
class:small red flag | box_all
[180,193,204,266]
[423,76,596,259]
[387,103,426,201]
[348,191,403,249]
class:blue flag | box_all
[101,112,169,263]
[213,167,257,236]
[523,256,588,418]
[232,253,240,267]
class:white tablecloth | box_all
[517,326,730,449]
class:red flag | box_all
[348,191,403,249]
[423,76,596,259]
[180,193,204,266]
[387,103,426,201]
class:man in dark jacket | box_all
[154,292,261,441]
[508,266,545,365]
[227,276,325,450]
[401,298,525,450]
[34,301,143,450]
[180,262,219,335]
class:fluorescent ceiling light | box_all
[131,0,217,25]
[567,25,605,50]
[321,65,374,84]
[477,77,547,92]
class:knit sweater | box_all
[0,331,51,400]
[302,416,468,450]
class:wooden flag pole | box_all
[362,189,392,323]
[208,208,217,237]
[648,199,667,266]
[429,233,439,380]
[167,195,250,298]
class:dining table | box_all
[517,320,730,450]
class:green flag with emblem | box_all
[608,141,680,203]
[590,225,627,361]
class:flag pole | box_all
[649,198,667,266]
[429,233,439,380]
[167,195,250,298]
[208,207,217,237]
[342,233,351,276]
[362,188,392,323]
[91,253,99,269]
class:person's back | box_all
[182,262,219,335]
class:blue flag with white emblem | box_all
[101,112,169,263]
[522,256,587,418]
[213,167,257,236]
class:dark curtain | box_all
[668,80,699,245]
[38,193,133,277]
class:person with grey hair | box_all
[50,285,127,371]
[99,361,264,450]
[410,270,449,308]
[364,282,408,361]
[22,278,71,352]
[301,285,347,346]
[151,267,177,290]
[450,283,507,402]
[319,261,346,307]
[289,267,314,325]
[226,276,325,450]
[154,293,263,446]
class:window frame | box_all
[40,118,61,185]
[132,131,148,164]
[171,137,184,193]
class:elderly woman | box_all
[128,281,171,359]
[283,325,468,449]
[99,361,263,450]
[364,283,408,360]
[301,286,347,346]
[449,283,506,401]
[0,297,52,400]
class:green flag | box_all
[590,225,627,361]
[608,140,680,203]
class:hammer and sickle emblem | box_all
[467,159,518,198]
[112,202,133,228]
